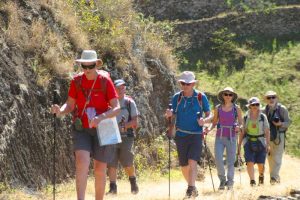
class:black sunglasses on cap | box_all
[250,103,260,107]
[267,96,276,100]
[180,82,192,86]
[81,63,96,69]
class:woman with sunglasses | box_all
[237,97,270,186]
[51,50,120,200]
[210,87,243,190]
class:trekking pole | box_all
[52,90,60,200]
[238,156,242,185]
[237,131,242,186]
[167,103,172,198]
[197,112,215,192]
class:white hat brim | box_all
[177,79,197,83]
[75,58,101,63]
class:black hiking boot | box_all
[183,186,198,199]
[106,182,117,195]
[270,177,280,185]
[218,180,227,190]
[227,184,233,190]
[129,176,139,194]
[250,180,256,187]
[258,175,264,185]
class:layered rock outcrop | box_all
[0,0,177,188]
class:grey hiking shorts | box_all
[72,128,115,163]
[108,136,135,168]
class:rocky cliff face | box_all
[0,40,73,188]
[0,0,177,188]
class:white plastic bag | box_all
[96,117,122,146]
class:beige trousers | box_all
[268,133,285,180]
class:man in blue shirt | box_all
[165,71,211,199]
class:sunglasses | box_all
[251,103,260,107]
[81,63,96,70]
[267,96,276,100]
[223,93,233,97]
[180,82,192,86]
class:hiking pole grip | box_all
[166,104,173,139]
[168,104,172,124]
[52,89,60,200]
[197,112,201,119]
[53,90,60,117]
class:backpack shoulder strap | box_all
[125,95,133,121]
[233,104,238,121]
[197,92,203,108]
[265,105,270,119]
[73,72,84,93]
[259,113,264,122]
[276,103,284,121]
[97,70,109,95]
[175,91,183,113]
[193,90,203,112]
[216,104,221,119]
[243,115,248,129]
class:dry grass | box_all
[1,154,299,200]
[3,2,26,46]
[41,0,90,50]
[144,33,178,71]
[2,0,178,84]
[2,0,91,86]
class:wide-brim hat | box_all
[264,90,277,98]
[177,71,197,84]
[75,50,103,65]
[114,79,126,87]
[217,87,238,103]
[246,97,261,108]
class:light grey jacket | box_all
[262,103,291,132]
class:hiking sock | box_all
[259,175,264,185]
[129,176,139,194]
[107,182,117,194]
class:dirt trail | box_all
[51,154,300,200]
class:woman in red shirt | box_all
[51,50,120,200]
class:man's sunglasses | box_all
[81,64,96,70]
[267,96,276,100]
[223,93,233,97]
[180,82,192,86]
[251,103,260,107]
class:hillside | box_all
[135,0,300,157]
[195,42,300,156]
